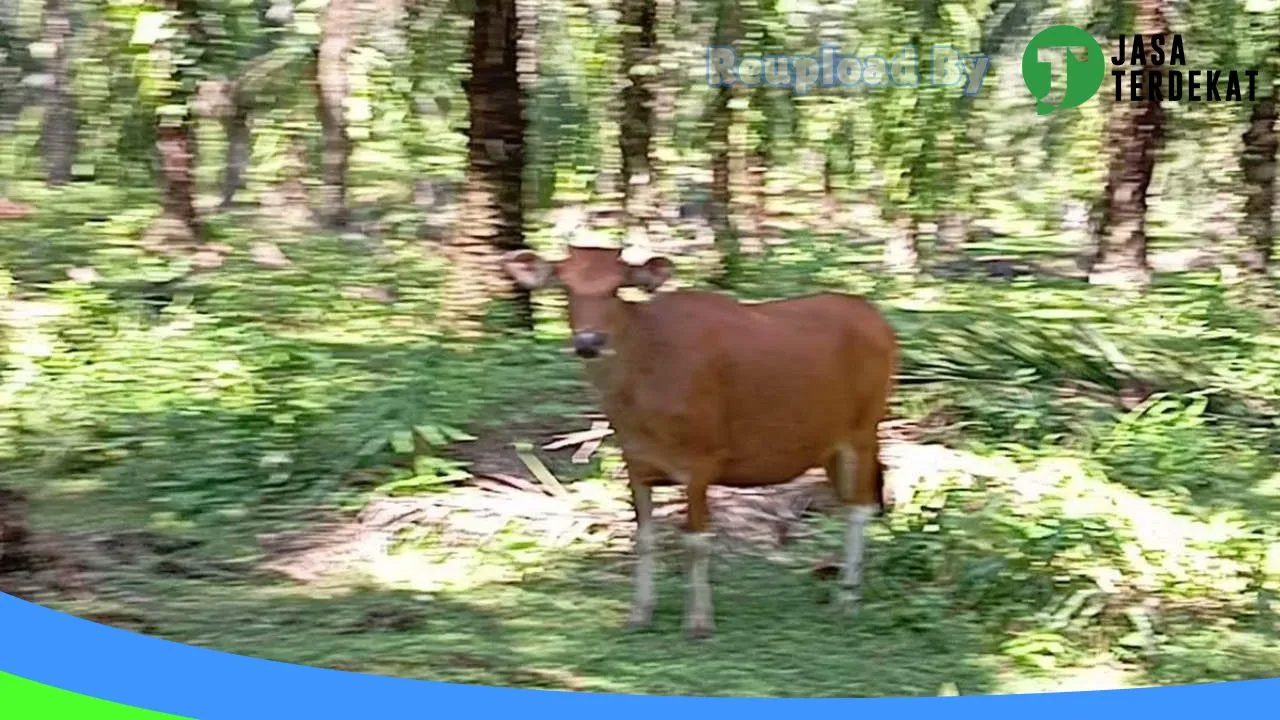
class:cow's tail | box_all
[874,457,888,515]
[879,327,898,516]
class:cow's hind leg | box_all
[825,440,881,614]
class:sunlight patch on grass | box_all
[1266,543,1280,579]
[44,475,110,498]
[1250,334,1280,349]
[1255,472,1280,499]
[370,547,508,593]
[993,658,1143,694]
[888,299,974,313]
[1018,456,1257,597]
[274,326,437,347]
[1013,308,1107,321]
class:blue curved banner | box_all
[1,592,1276,719]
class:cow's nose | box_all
[572,331,607,359]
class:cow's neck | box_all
[581,295,645,405]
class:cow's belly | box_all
[717,380,855,482]
[614,409,846,488]
[720,424,843,485]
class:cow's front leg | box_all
[682,475,715,640]
[626,477,657,629]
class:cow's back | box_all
[615,291,895,484]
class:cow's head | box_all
[502,246,674,359]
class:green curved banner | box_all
[0,671,191,720]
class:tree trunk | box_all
[443,0,530,333]
[936,101,978,254]
[1091,0,1166,287]
[156,121,199,235]
[708,85,741,285]
[0,487,32,577]
[882,215,919,273]
[401,0,430,162]
[515,0,539,216]
[1240,69,1277,274]
[647,0,677,238]
[822,153,838,216]
[515,0,538,84]
[747,148,770,248]
[619,0,656,245]
[0,17,27,142]
[708,0,744,286]
[219,92,251,209]
[316,0,354,229]
[151,0,204,245]
[937,212,970,253]
[40,0,75,186]
[880,32,923,275]
[743,84,776,249]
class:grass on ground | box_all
[2,186,1278,696]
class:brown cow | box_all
[503,244,897,639]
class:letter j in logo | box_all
[1022,25,1106,114]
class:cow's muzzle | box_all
[571,331,608,359]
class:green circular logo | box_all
[1022,25,1106,114]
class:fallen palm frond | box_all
[542,421,613,453]
[513,442,570,497]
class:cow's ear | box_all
[626,256,674,292]
[502,250,559,290]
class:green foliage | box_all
[1,187,578,521]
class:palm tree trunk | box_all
[881,214,920,273]
[650,0,677,233]
[881,31,924,275]
[619,0,656,244]
[156,121,199,236]
[708,0,744,286]
[40,0,75,186]
[152,0,203,245]
[1240,56,1277,274]
[1091,0,1166,287]
[0,16,26,142]
[516,0,539,216]
[219,92,251,209]
[316,0,354,229]
[0,487,32,576]
[443,0,531,333]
